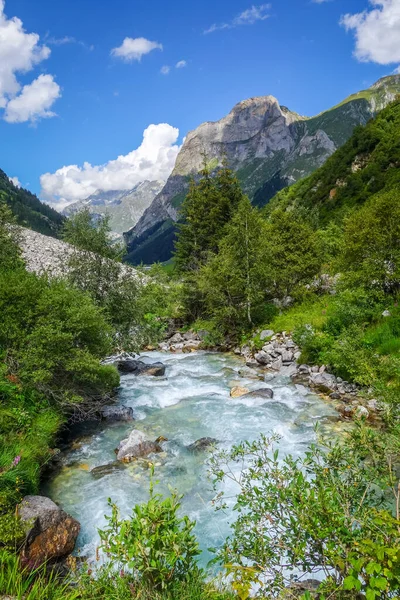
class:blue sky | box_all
[0,0,399,208]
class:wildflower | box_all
[12,455,21,467]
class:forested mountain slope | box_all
[0,169,64,237]
[268,97,400,225]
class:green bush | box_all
[99,474,201,591]
[209,426,400,599]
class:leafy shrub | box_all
[99,475,201,591]
[209,426,400,599]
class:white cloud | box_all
[46,35,94,51]
[0,0,61,122]
[204,3,271,33]
[41,123,181,209]
[341,1,400,66]
[9,176,21,188]
[160,65,171,75]
[111,37,162,62]
[4,74,61,124]
[176,60,187,68]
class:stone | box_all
[90,462,126,478]
[242,388,274,400]
[101,406,134,422]
[171,343,184,352]
[117,430,162,462]
[311,366,319,373]
[319,365,327,373]
[382,310,391,318]
[182,331,199,341]
[187,438,218,452]
[329,392,341,400]
[169,332,184,344]
[230,386,250,398]
[367,399,380,411]
[281,350,294,363]
[255,351,269,365]
[294,351,302,361]
[298,364,310,374]
[18,496,80,567]
[238,367,261,379]
[271,357,283,371]
[183,339,202,351]
[310,372,337,394]
[260,329,274,341]
[355,405,369,419]
[116,360,166,377]
[285,339,296,349]
[246,359,259,368]
[262,343,275,353]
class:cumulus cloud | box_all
[176,60,187,68]
[41,123,181,209]
[341,0,400,66]
[160,65,171,75]
[4,74,61,123]
[9,176,21,188]
[204,4,271,34]
[0,0,61,122]
[111,37,163,62]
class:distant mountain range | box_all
[63,180,164,237]
[0,169,64,237]
[124,75,400,265]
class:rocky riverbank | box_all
[159,328,382,423]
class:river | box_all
[44,350,338,565]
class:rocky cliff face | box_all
[64,180,164,236]
[125,76,400,265]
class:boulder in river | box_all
[18,495,80,567]
[242,388,274,400]
[230,386,250,398]
[116,359,166,377]
[90,462,127,478]
[117,429,163,463]
[101,406,134,422]
[187,438,218,452]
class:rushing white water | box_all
[44,351,338,565]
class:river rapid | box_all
[44,350,338,565]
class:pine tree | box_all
[198,196,269,331]
[174,159,244,273]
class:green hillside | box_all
[267,98,400,225]
[0,169,64,237]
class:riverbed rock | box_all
[238,367,262,379]
[230,386,250,398]
[255,351,270,365]
[187,438,218,452]
[271,357,283,371]
[355,405,369,419]
[309,372,337,394]
[260,329,274,341]
[116,359,166,377]
[18,496,80,567]
[101,406,134,422]
[90,462,126,478]
[169,332,184,344]
[242,388,274,400]
[117,430,162,462]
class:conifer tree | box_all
[174,158,244,273]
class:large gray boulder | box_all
[187,438,218,453]
[116,360,166,377]
[242,388,274,400]
[310,372,337,394]
[117,430,163,463]
[18,496,80,567]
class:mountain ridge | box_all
[124,75,400,265]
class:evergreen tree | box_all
[198,197,269,332]
[174,160,244,273]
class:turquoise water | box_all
[45,351,337,564]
